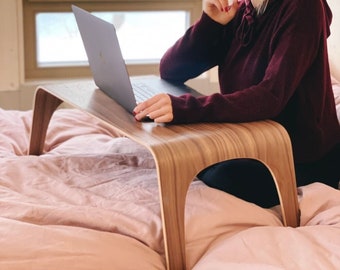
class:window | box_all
[36,11,188,67]
[23,0,202,79]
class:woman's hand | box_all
[133,93,173,123]
[203,0,239,25]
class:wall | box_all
[0,0,26,110]
[327,0,340,80]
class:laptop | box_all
[72,5,201,115]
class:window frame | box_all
[23,0,202,79]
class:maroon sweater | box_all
[160,0,340,163]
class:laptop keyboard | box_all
[132,82,159,103]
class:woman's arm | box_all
[166,0,329,124]
[134,1,239,122]
[160,0,239,83]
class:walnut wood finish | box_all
[29,81,300,270]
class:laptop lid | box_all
[72,5,137,112]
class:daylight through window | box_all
[36,11,189,67]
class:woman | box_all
[134,0,340,207]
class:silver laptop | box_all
[72,5,201,114]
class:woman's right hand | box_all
[203,0,239,25]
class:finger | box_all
[204,0,222,12]
[143,98,170,118]
[133,95,160,116]
[150,106,173,123]
[134,98,154,113]
[136,97,172,122]
[133,102,145,115]
[147,104,173,122]
[215,0,224,11]
[134,107,153,121]
[227,0,240,14]
[134,94,172,121]
[153,114,173,123]
[134,98,164,121]
[221,0,231,11]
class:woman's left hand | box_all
[133,93,173,123]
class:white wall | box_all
[0,0,22,92]
[0,0,32,110]
[327,0,340,81]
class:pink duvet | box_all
[0,108,339,270]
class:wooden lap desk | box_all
[28,81,300,270]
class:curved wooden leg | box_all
[153,146,199,270]
[270,167,300,227]
[151,120,300,270]
[248,121,300,227]
[29,88,63,155]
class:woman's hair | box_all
[255,0,269,16]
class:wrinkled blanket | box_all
[0,108,339,270]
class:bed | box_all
[0,75,339,269]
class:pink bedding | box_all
[0,107,339,270]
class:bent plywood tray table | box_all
[28,81,300,270]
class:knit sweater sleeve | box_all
[160,12,229,83]
[161,0,329,125]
